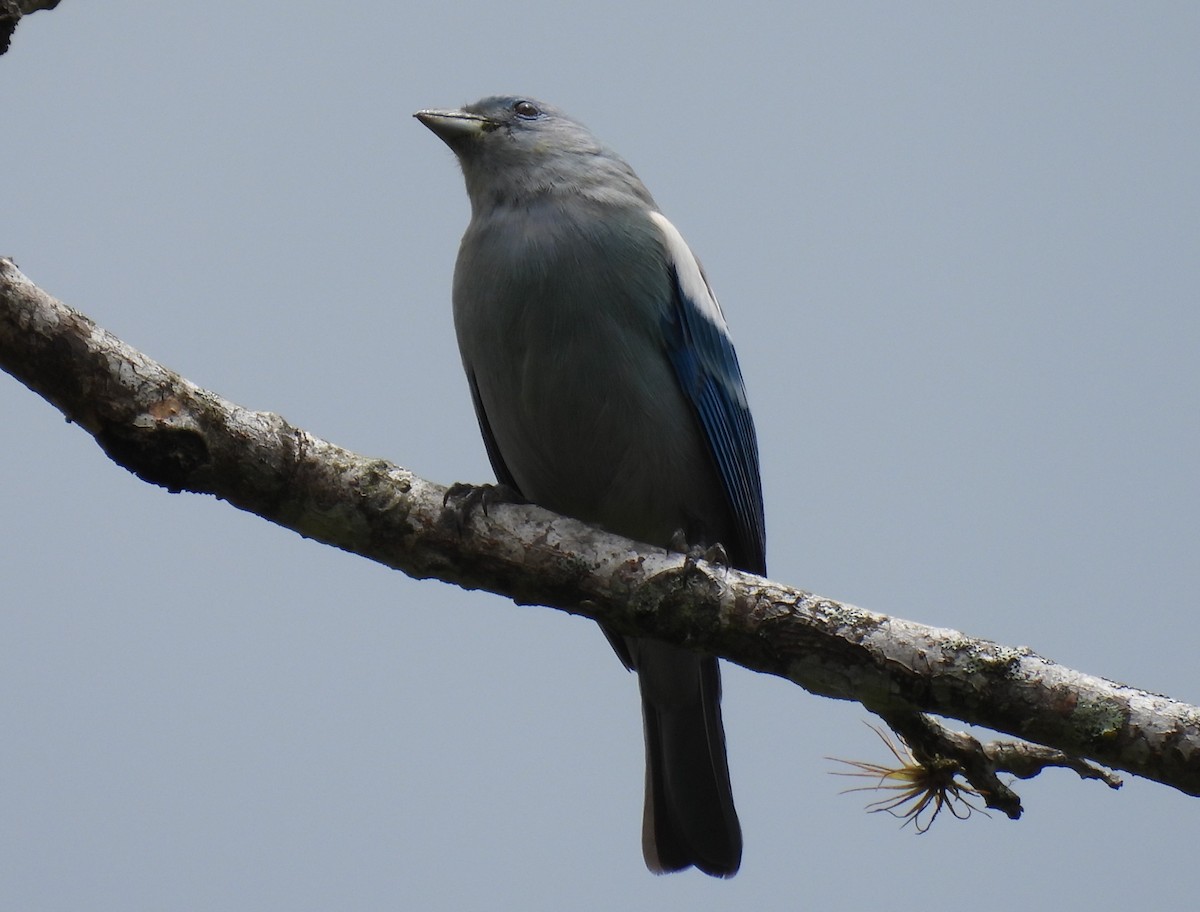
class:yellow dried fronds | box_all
[829,724,989,833]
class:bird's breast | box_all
[452,203,731,548]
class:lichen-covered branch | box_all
[3,256,1199,807]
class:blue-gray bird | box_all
[416,96,765,878]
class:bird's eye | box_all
[513,100,540,119]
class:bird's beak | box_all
[414,109,492,147]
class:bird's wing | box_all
[466,369,522,494]
[649,212,766,574]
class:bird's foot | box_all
[700,541,730,569]
[668,529,730,571]
[667,528,691,555]
[442,481,525,532]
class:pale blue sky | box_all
[4,3,1199,909]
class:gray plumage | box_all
[416,96,765,878]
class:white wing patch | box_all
[648,211,729,331]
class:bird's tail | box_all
[631,638,742,878]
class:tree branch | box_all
[3,256,1198,813]
[0,0,62,55]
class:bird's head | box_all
[415,96,653,211]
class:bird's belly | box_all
[474,328,730,551]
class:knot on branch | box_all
[96,399,209,493]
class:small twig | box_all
[981,738,1123,788]
[869,711,1122,823]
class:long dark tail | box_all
[631,637,741,877]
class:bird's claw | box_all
[442,481,525,532]
[668,528,691,554]
[701,542,730,569]
[669,529,731,572]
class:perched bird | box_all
[416,96,765,878]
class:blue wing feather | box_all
[661,253,767,576]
